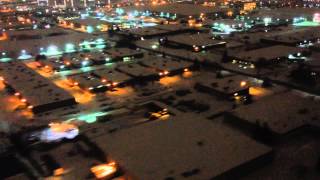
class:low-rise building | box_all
[195,72,251,100]
[68,73,107,93]
[232,45,309,67]
[163,33,227,52]
[0,62,76,113]
[95,115,273,179]
[226,92,320,136]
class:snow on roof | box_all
[0,27,101,55]
[68,72,103,88]
[105,48,143,59]
[249,7,320,20]
[124,24,194,37]
[195,72,250,94]
[95,115,271,179]
[230,92,320,134]
[93,68,131,83]
[139,55,193,72]
[262,27,320,44]
[124,26,169,37]
[124,3,229,17]
[0,62,75,109]
[234,45,304,62]
[135,39,222,63]
[167,33,226,47]
[69,18,109,26]
[116,63,156,77]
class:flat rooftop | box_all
[262,27,320,44]
[116,63,156,77]
[167,33,226,47]
[68,18,109,26]
[123,24,194,37]
[105,48,143,59]
[93,68,131,83]
[139,56,193,72]
[0,62,76,111]
[234,45,304,62]
[68,73,103,89]
[229,92,320,135]
[249,7,320,20]
[95,115,272,179]
[0,27,101,55]
[124,26,169,37]
[124,3,229,17]
[195,73,250,95]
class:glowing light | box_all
[39,123,79,142]
[65,61,71,66]
[0,55,11,62]
[87,26,94,33]
[150,108,170,120]
[293,21,320,27]
[65,43,76,53]
[95,38,105,44]
[54,168,65,176]
[263,17,272,26]
[91,162,117,179]
[249,87,270,97]
[0,32,8,41]
[193,46,199,52]
[212,23,237,34]
[18,50,32,60]
[116,8,124,15]
[77,112,107,123]
[80,41,92,50]
[313,13,320,23]
[82,60,90,67]
[240,81,247,87]
[46,45,62,56]
[159,76,180,86]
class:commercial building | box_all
[261,27,320,46]
[195,72,251,100]
[95,115,273,179]
[163,33,227,52]
[226,92,320,136]
[0,62,76,113]
[67,73,107,92]
[232,45,309,66]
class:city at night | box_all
[0,0,320,179]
